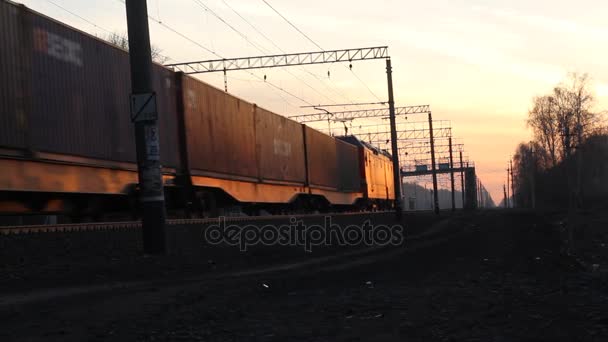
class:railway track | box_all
[0,212,457,307]
[0,211,393,235]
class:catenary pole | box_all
[428,112,440,214]
[125,0,166,254]
[386,58,402,220]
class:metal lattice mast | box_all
[165,46,389,73]
[290,105,430,122]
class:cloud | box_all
[472,5,608,42]
[384,25,565,86]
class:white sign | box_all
[144,125,160,161]
[273,139,292,157]
[33,28,83,67]
[130,93,158,122]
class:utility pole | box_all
[459,150,465,209]
[506,163,510,208]
[503,184,508,208]
[428,112,440,215]
[125,0,166,254]
[479,181,484,208]
[386,58,402,220]
[449,137,456,211]
[478,180,482,208]
[530,144,536,209]
[510,158,515,208]
[575,110,584,208]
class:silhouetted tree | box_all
[516,73,608,209]
[527,96,559,167]
[527,73,599,165]
[513,142,547,208]
[105,32,169,64]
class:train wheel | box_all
[198,192,218,218]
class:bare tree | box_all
[513,141,550,208]
[554,73,596,158]
[527,95,559,166]
[591,111,608,135]
[105,32,169,64]
[527,73,598,165]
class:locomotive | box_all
[0,0,395,220]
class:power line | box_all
[261,0,323,51]
[46,0,173,62]
[193,0,342,104]
[114,0,312,107]
[349,68,383,102]
[221,0,355,105]
[191,0,267,53]
[221,0,282,53]
[190,0,330,105]
[45,0,112,34]
[263,80,308,107]
[220,0,354,104]
[260,0,383,102]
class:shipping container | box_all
[254,106,306,184]
[0,0,180,168]
[0,1,28,150]
[304,126,339,189]
[153,65,180,168]
[335,139,361,191]
[180,75,258,179]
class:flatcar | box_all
[0,0,394,220]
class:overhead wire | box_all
[260,0,323,50]
[45,0,113,34]
[260,0,384,102]
[191,0,337,105]
[113,0,312,107]
[45,0,174,62]
[191,0,267,53]
[220,0,355,104]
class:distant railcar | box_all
[337,136,395,210]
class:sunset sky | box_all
[18,0,608,203]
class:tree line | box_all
[512,73,607,209]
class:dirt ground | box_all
[1,210,607,341]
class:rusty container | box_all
[335,139,361,191]
[180,75,258,179]
[304,126,339,189]
[0,0,28,150]
[254,106,306,184]
[0,1,180,168]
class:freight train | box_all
[0,0,395,220]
